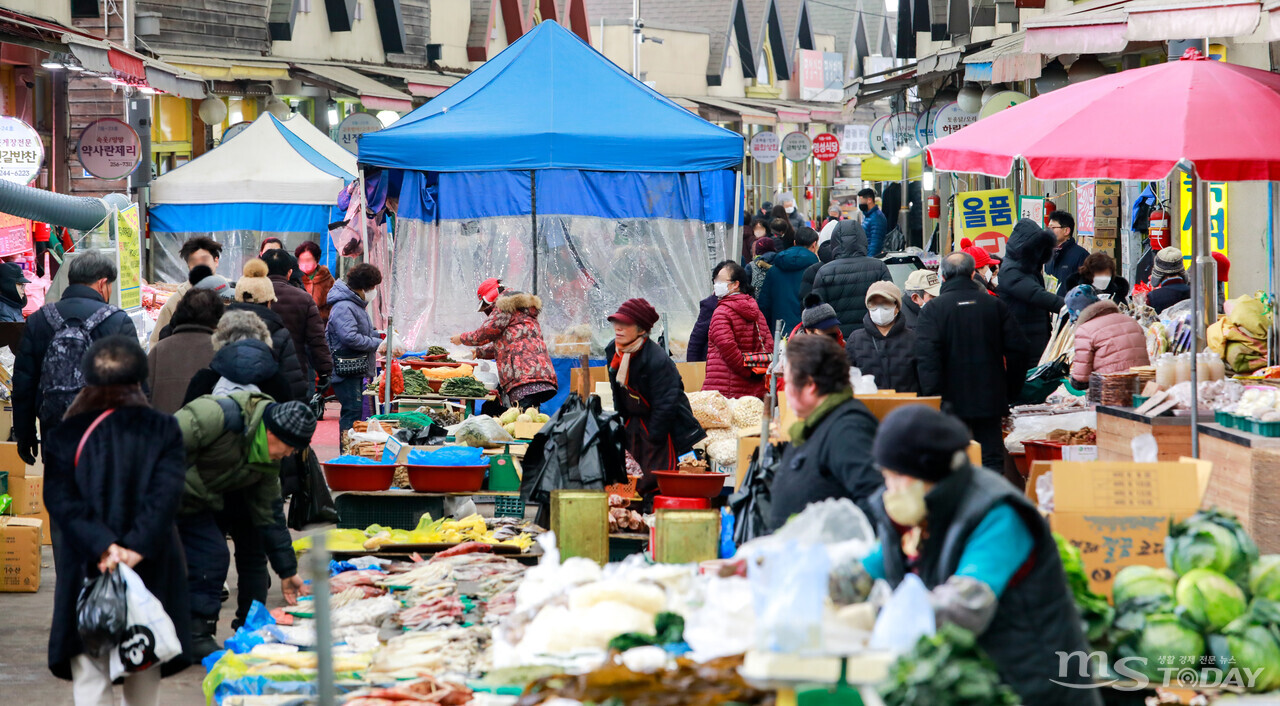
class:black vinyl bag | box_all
[287,447,339,530]
[520,394,627,524]
[1017,355,1070,406]
[77,569,128,659]
[729,441,786,545]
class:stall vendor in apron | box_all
[452,277,558,411]
[606,298,706,498]
[861,405,1099,706]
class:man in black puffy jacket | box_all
[810,220,892,338]
[996,220,1064,362]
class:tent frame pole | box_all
[383,221,396,414]
[732,169,743,263]
[1187,165,1204,458]
[358,168,370,261]
[531,171,538,296]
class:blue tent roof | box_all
[357,21,744,173]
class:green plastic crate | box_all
[493,495,526,519]
[333,493,447,530]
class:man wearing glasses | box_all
[1045,211,1089,297]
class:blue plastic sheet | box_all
[325,455,382,465]
[215,677,316,705]
[223,601,277,654]
[149,202,335,234]
[406,446,485,466]
[329,559,358,576]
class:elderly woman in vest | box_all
[861,405,1099,706]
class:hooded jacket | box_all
[269,273,333,380]
[997,220,1065,359]
[810,221,893,338]
[458,291,557,399]
[747,251,777,296]
[326,279,381,382]
[686,294,718,363]
[227,302,307,401]
[184,340,293,406]
[757,246,820,333]
[704,292,773,399]
[1071,300,1150,383]
[846,313,920,392]
[148,323,216,415]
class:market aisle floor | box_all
[0,402,344,705]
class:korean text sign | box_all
[1179,172,1227,269]
[955,188,1015,255]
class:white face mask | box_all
[869,305,896,326]
[713,281,731,298]
[1092,275,1112,291]
[784,206,795,214]
[363,288,378,304]
[989,274,999,287]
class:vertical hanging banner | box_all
[1076,182,1096,237]
[955,188,1016,255]
[1179,172,1227,270]
[0,213,32,257]
[117,205,142,311]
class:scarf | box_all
[787,389,853,446]
[64,384,150,419]
[611,335,647,387]
[213,377,262,396]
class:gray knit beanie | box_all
[264,401,316,450]
[1154,247,1185,276]
[800,294,841,330]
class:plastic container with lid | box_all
[1174,353,1192,385]
[1155,354,1177,389]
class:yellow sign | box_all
[1178,172,1227,271]
[955,188,1016,255]
[117,204,141,311]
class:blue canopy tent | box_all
[358,21,743,408]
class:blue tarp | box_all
[357,21,743,174]
[148,202,340,234]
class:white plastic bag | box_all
[108,564,182,679]
[869,574,935,654]
[750,541,830,653]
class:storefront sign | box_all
[77,118,142,180]
[841,124,870,154]
[1018,195,1045,226]
[914,106,941,146]
[0,212,31,258]
[796,49,844,103]
[870,112,921,160]
[1179,172,1228,269]
[337,112,383,155]
[978,91,1030,120]
[222,121,252,143]
[781,131,812,162]
[928,102,978,142]
[750,131,780,162]
[116,204,142,311]
[1077,182,1096,237]
[0,116,43,185]
[956,188,1016,255]
[812,133,840,161]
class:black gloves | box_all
[17,435,38,465]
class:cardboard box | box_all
[0,516,42,592]
[0,442,41,477]
[1028,461,1209,596]
[7,474,41,515]
[21,506,50,546]
[0,405,12,441]
[511,421,545,439]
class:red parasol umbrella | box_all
[927,48,1280,182]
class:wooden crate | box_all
[1096,406,1192,461]
[570,362,707,398]
[1197,424,1280,553]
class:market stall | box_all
[148,112,353,282]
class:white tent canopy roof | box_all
[278,113,358,175]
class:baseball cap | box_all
[904,269,941,297]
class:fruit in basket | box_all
[1175,568,1247,631]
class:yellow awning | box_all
[860,154,924,182]
[162,55,292,81]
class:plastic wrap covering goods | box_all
[0,177,108,231]
[151,230,335,284]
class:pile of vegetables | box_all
[1055,533,1114,646]
[292,514,538,553]
[402,368,432,396]
[439,376,489,398]
[498,405,550,437]
[879,624,1021,706]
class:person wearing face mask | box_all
[1065,285,1149,389]
[742,216,769,266]
[1061,251,1130,304]
[863,405,1099,705]
[845,282,920,393]
[326,264,385,439]
[770,334,882,528]
[451,277,557,410]
[961,239,998,295]
[606,298,706,498]
[704,261,774,399]
[295,241,335,322]
[0,261,29,321]
[777,192,808,232]
[856,187,889,258]
[819,203,843,231]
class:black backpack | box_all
[38,303,119,423]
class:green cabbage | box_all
[1226,624,1280,692]
[1113,565,1177,612]
[1251,555,1280,602]
[1176,568,1248,631]
[1167,509,1258,583]
[1133,614,1206,681]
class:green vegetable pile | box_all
[606,612,685,652]
[426,345,455,362]
[403,368,432,396]
[1055,533,1114,647]
[879,623,1021,706]
[440,376,488,397]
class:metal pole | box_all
[1270,182,1277,367]
[1188,168,1203,458]
[383,224,396,414]
[898,156,909,251]
[312,532,334,706]
[357,169,370,262]
[631,0,641,79]
[732,170,743,262]
[531,172,538,296]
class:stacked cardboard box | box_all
[1092,180,1121,256]
[0,441,48,546]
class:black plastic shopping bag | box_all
[77,569,128,659]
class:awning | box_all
[161,54,292,81]
[730,98,812,124]
[1125,0,1261,41]
[291,64,413,111]
[845,67,919,108]
[145,61,207,99]
[917,46,965,75]
[683,97,775,125]
[963,31,1042,82]
[1268,0,1280,40]
[360,66,464,98]
[63,35,148,81]
[1023,0,1131,55]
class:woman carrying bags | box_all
[704,260,774,399]
[607,298,706,498]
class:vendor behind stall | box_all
[862,405,1099,705]
[606,298,706,498]
[451,277,558,410]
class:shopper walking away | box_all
[917,252,1030,471]
[757,227,820,333]
[1046,211,1089,297]
[452,278,558,410]
[790,294,844,346]
[151,237,222,345]
[607,299,706,498]
[148,288,224,415]
[770,334,882,528]
[229,259,307,402]
[1065,285,1150,389]
[686,267,720,364]
[45,336,192,704]
[183,311,293,406]
[846,282,920,393]
[14,251,136,465]
[175,397,314,657]
[295,241,335,322]
[901,269,941,329]
[1061,251,1130,303]
[261,249,333,397]
[777,192,807,231]
[997,219,1064,363]
[327,264,384,438]
[742,216,768,266]
[863,405,1099,706]
[1147,247,1191,314]
[857,188,889,257]
[746,237,779,296]
[704,261,773,399]
[0,262,29,321]
[810,220,893,339]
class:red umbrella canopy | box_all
[926,49,1280,182]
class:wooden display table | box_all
[1096,406,1193,461]
[1196,423,1280,553]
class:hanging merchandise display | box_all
[781,132,812,162]
[750,131,780,162]
[0,116,44,185]
[77,118,143,180]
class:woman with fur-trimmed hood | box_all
[452,279,558,409]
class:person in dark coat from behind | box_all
[918,252,1031,471]
[227,258,307,402]
[183,310,293,406]
[1146,247,1192,314]
[846,281,920,393]
[149,288,224,415]
[686,286,719,364]
[607,298,706,499]
[44,336,191,697]
[770,334,882,528]
[810,220,893,339]
[757,227,820,333]
[996,219,1064,363]
[260,249,332,396]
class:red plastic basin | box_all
[655,495,711,510]
[406,464,488,493]
[322,463,396,492]
[652,471,729,499]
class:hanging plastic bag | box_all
[108,564,183,678]
[521,394,627,525]
[287,448,339,530]
[869,573,936,653]
[77,569,128,659]
[728,441,785,545]
[749,541,830,653]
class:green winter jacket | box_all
[175,391,280,525]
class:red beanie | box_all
[609,298,660,331]
[965,244,993,270]
[1212,252,1230,282]
[960,238,974,249]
